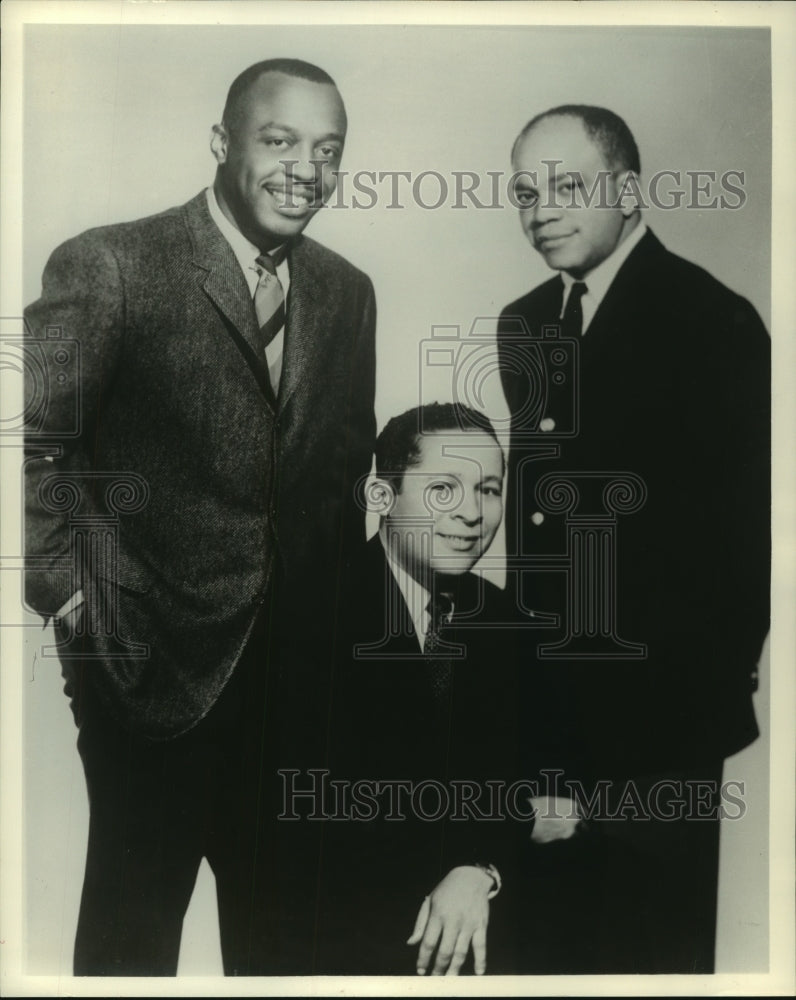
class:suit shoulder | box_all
[652,243,768,340]
[297,235,373,289]
[658,244,741,298]
[47,202,186,264]
[464,574,512,617]
[480,575,504,600]
[30,208,179,306]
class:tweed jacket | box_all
[24,191,376,739]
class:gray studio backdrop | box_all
[22,24,770,975]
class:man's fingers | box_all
[431,923,460,976]
[415,914,443,975]
[444,931,470,976]
[471,924,488,975]
[406,896,430,946]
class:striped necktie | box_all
[254,252,286,351]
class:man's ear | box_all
[366,476,397,516]
[614,169,643,217]
[210,124,229,165]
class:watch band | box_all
[471,862,502,899]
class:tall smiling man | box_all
[499,106,770,973]
[24,59,376,976]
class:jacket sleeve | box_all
[23,232,125,617]
[714,296,770,672]
[340,272,377,556]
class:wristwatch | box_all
[470,862,502,899]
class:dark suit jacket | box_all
[310,535,526,973]
[24,191,376,739]
[329,535,521,787]
[498,229,770,785]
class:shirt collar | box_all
[381,530,430,629]
[205,185,286,273]
[561,219,647,309]
[379,528,461,651]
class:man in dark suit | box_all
[23,58,376,975]
[498,105,770,972]
[311,402,528,976]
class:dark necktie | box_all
[561,280,588,337]
[424,593,454,701]
[254,252,286,351]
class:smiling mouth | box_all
[264,185,320,213]
[536,233,573,249]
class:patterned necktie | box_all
[561,280,588,337]
[254,252,286,351]
[424,593,454,702]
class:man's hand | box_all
[530,795,583,844]
[406,865,493,976]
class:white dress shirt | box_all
[205,186,290,393]
[560,221,647,334]
[380,533,454,653]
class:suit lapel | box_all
[530,231,666,356]
[581,229,665,360]
[521,275,565,329]
[182,192,275,407]
[278,237,331,412]
[348,536,422,658]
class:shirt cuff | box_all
[56,589,84,619]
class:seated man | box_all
[309,402,528,976]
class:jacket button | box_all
[531,511,545,525]
[539,417,556,432]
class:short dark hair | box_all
[513,104,641,175]
[376,402,503,492]
[222,58,340,135]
